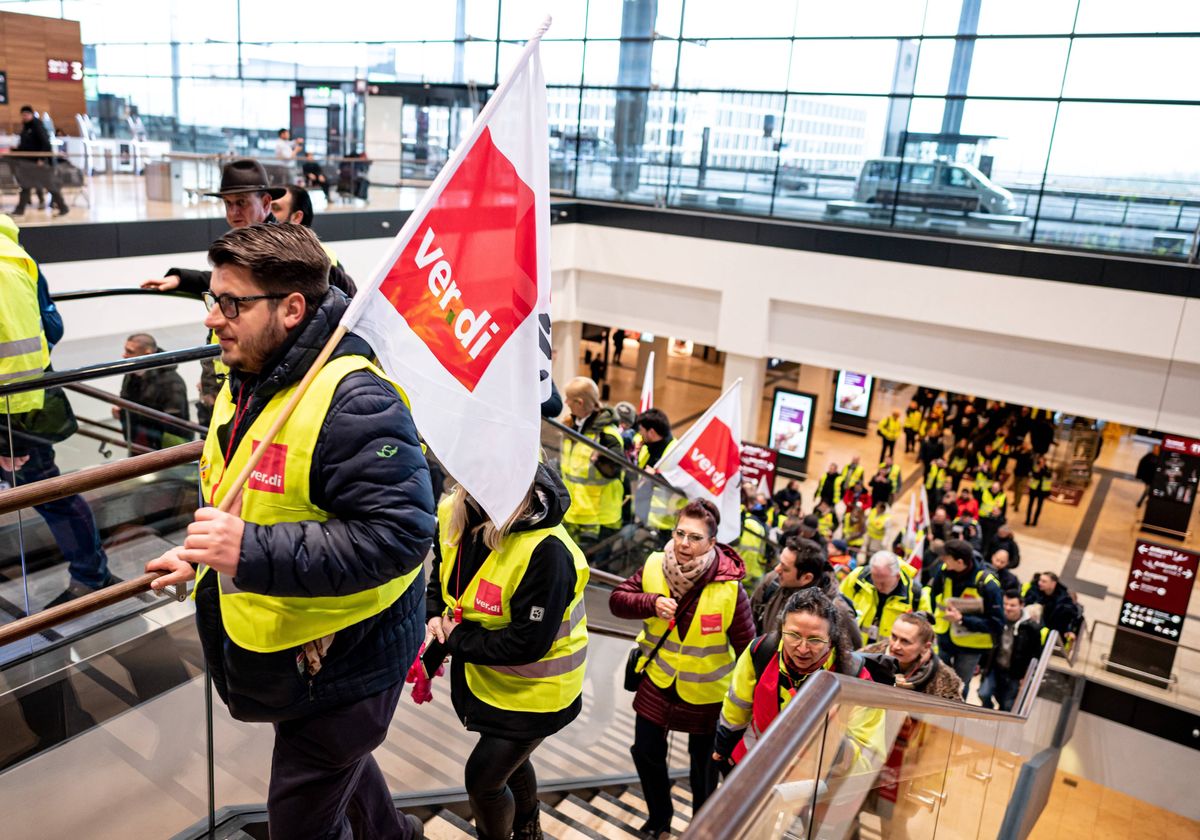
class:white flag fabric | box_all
[656,380,743,542]
[340,23,551,525]
[639,350,655,413]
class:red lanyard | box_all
[208,382,250,507]
[451,541,465,622]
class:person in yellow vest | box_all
[864,500,890,557]
[814,461,843,509]
[610,499,754,840]
[839,455,865,499]
[425,464,588,840]
[839,505,866,559]
[840,551,923,645]
[946,439,970,491]
[978,479,1008,552]
[271,184,358,296]
[877,408,902,460]
[560,376,626,549]
[880,455,902,497]
[1025,455,1052,527]
[814,500,837,541]
[635,408,686,544]
[0,214,114,607]
[903,400,923,454]
[145,224,434,840]
[926,539,1004,699]
[925,457,948,493]
[712,588,885,783]
[738,508,769,593]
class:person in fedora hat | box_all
[142,158,286,295]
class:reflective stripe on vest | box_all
[937,573,996,649]
[0,255,50,414]
[926,466,945,491]
[561,423,623,528]
[196,354,419,653]
[637,552,738,705]
[437,497,589,713]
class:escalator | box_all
[0,294,1082,839]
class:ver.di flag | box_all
[339,20,552,525]
[656,380,743,542]
[639,350,655,413]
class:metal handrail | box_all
[0,440,201,516]
[0,345,219,399]
[52,287,204,303]
[67,381,209,436]
[684,629,1061,839]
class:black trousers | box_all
[879,437,896,460]
[268,681,414,840]
[1025,493,1046,526]
[465,735,543,840]
[903,428,917,453]
[630,715,718,832]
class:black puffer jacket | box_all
[194,287,436,721]
[425,463,583,740]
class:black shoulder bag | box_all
[624,621,673,692]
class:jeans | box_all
[937,634,985,701]
[631,715,718,831]
[6,444,109,589]
[269,681,414,840]
[978,667,1020,712]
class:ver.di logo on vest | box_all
[378,127,538,392]
[248,441,288,494]
[474,579,504,616]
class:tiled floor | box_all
[1030,771,1200,839]
[576,335,1200,714]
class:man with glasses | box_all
[145,223,434,840]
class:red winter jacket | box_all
[609,543,756,734]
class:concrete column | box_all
[634,334,670,409]
[797,363,834,423]
[552,320,582,391]
[723,352,766,442]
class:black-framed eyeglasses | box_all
[203,291,286,319]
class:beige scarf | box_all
[662,541,716,600]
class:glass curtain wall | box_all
[6,0,1200,259]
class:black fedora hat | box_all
[206,158,287,199]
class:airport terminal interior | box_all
[0,1,1199,838]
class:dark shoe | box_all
[513,811,544,840]
[402,812,424,839]
[11,206,26,216]
[55,204,69,216]
[45,573,118,609]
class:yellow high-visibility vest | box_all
[636,552,739,705]
[197,354,420,653]
[437,498,589,713]
[0,230,50,414]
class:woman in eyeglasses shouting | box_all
[609,498,755,840]
[712,587,883,776]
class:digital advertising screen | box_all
[829,370,874,434]
[769,388,816,465]
[833,371,873,418]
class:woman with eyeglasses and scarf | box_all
[713,588,884,778]
[609,499,755,840]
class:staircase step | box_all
[556,794,643,839]
[425,809,477,839]
[617,789,690,835]
[537,801,609,840]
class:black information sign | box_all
[0,71,7,106]
[1142,434,1200,540]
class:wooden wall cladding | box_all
[0,11,85,135]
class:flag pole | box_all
[211,16,554,513]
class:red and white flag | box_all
[656,380,743,542]
[639,350,655,413]
[339,20,552,525]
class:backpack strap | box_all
[751,631,781,679]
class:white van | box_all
[853,157,1017,215]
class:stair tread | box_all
[615,790,690,834]
[557,794,643,839]
[426,810,477,839]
